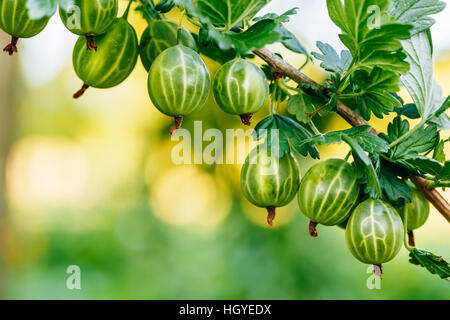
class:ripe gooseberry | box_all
[0,0,50,55]
[147,44,211,135]
[72,17,139,98]
[59,0,118,51]
[241,147,300,227]
[213,58,269,125]
[297,159,360,237]
[400,183,430,247]
[346,199,404,276]
[140,20,197,72]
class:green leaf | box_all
[286,91,327,123]
[326,0,412,74]
[400,31,444,121]
[394,103,420,119]
[184,5,305,56]
[326,0,383,36]
[155,0,176,13]
[350,67,402,120]
[431,95,450,119]
[26,0,60,19]
[390,124,439,160]
[382,117,409,143]
[353,133,390,154]
[377,159,412,203]
[431,113,450,130]
[294,125,389,155]
[311,41,351,74]
[395,155,450,180]
[389,0,446,36]
[278,27,309,57]
[433,140,446,162]
[203,25,234,51]
[253,114,320,159]
[226,19,288,53]
[409,248,450,280]
[196,0,270,30]
[254,8,298,23]
[430,95,450,130]
[342,135,382,199]
[194,33,239,63]
[382,116,439,161]
[196,8,296,54]
[136,1,162,21]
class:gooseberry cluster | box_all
[1,0,269,133]
[241,151,429,275]
[0,0,444,278]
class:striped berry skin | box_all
[147,45,210,134]
[0,0,49,38]
[401,185,429,230]
[0,0,50,55]
[400,184,429,246]
[72,18,138,94]
[59,0,118,37]
[241,148,300,227]
[213,58,269,125]
[297,159,359,237]
[346,199,404,269]
[140,20,197,72]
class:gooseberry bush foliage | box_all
[2,0,450,281]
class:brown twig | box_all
[253,47,450,223]
[410,176,450,223]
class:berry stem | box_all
[177,9,186,45]
[169,116,183,135]
[309,220,318,237]
[373,264,383,277]
[407,230,415,247]
[266,207,276,227]
[123,0,134,20]
[240,114,253,126]
[3,36,18,56]
[86,35,98,51]
[73,84,90,99]
[344,150,352,161]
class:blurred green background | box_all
[0,1,448,299]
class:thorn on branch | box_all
[306,101,330,117]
